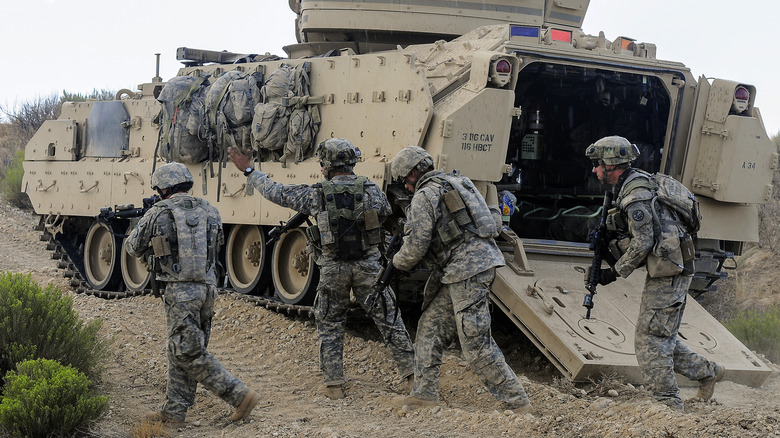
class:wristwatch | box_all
[243,166,254,177]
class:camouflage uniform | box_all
[611,168,721,411]
[392,169,530,409]
[126,192,251,422]
[246,170,415,386]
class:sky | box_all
[1,0,778,135]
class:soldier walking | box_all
[228,139,415,399]
[125,162,260,424]
[388,146,532,414]
[585,135,725,412]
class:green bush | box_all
[725,305,780,364]
[0,358,107,437]
[0,150,30,209]
[0,272,108,381]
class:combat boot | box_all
[323,384,345,400]
[695,363,726,400]
[391,394,439,409]
[145,411,185,426]
[231,389,260,421]
[509,403,532,415]
[402,374,414,394]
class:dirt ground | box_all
[3,200,780,438]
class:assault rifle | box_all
[267,212,311,245]
[365,235,404,320]
[583,191,614,319]
[98,195,161,222]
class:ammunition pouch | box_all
[646,230,684,278]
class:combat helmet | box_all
[151,162,194,191]
[585,136,640,166]
[316,138,361,171]
[390,146,434,182]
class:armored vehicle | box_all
[23,0,775,385]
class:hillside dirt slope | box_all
[2,200,780,438]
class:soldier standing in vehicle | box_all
[585,135,725,413]
[388,146,532,414]
[228,139,415,400]
[125,162,260,425]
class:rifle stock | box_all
[98,195,160,222]
[583,191,614,319]
[365,235,403,315]
[267,212,310,246]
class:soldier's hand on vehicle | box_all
[227,147,251,171]
[598,267,617,285]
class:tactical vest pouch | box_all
[646,231,684,278]
[336,217,364,260]
[444,189,470,226]
[680,233,696,275]
[437,219,463,246]
[363,208,382,245]
[316,211,334,245]
[605,207,624,232]
[151,235,172,257]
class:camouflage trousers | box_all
[412,268,529,407]
[314,257,415,386]
[160,282,250,421]
[635,274,719,410]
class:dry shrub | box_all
[131,420,170,438]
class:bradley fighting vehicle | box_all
[22,0,775,386]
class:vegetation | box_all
[725,305,780,364]
[0,272,109,381]
[0,150,30,209]
[0,358,107,437]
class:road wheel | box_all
[120,240,150,292]
[83,221,123,290]
[226,224,270,294]
[272,227,318,305]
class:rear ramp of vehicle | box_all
[491,230,771,387]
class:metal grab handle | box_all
[123,172,144,185]
[221,183,246,198]
[36,179,57,192]
[79,180,99,193]
[526,285,554,315]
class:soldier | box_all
[388,146,532,414]
[125,162,260,424]
[227,139,415,400]
[585,135,725,412]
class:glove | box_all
[599,267,617,286]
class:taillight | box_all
[495,59,511,74]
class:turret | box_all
[285,0,590,57]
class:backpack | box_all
[637,171,702,234]
[252,62,320,166]
[156,74,211,164]
[204,70,263,157]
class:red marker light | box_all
[735,86,749,101]
[495,59,511,74]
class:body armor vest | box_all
[310,176,382,260]
[149,196,219,282]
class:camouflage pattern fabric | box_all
[160,282,250,420]
[392,170,504,284]
[612,169,721,411]
[411,268,529,407]
[126,193,223,284]
[247,170,415,384]
[315,256,414,385]
[125,193,250,421]
[392,170,529,408]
